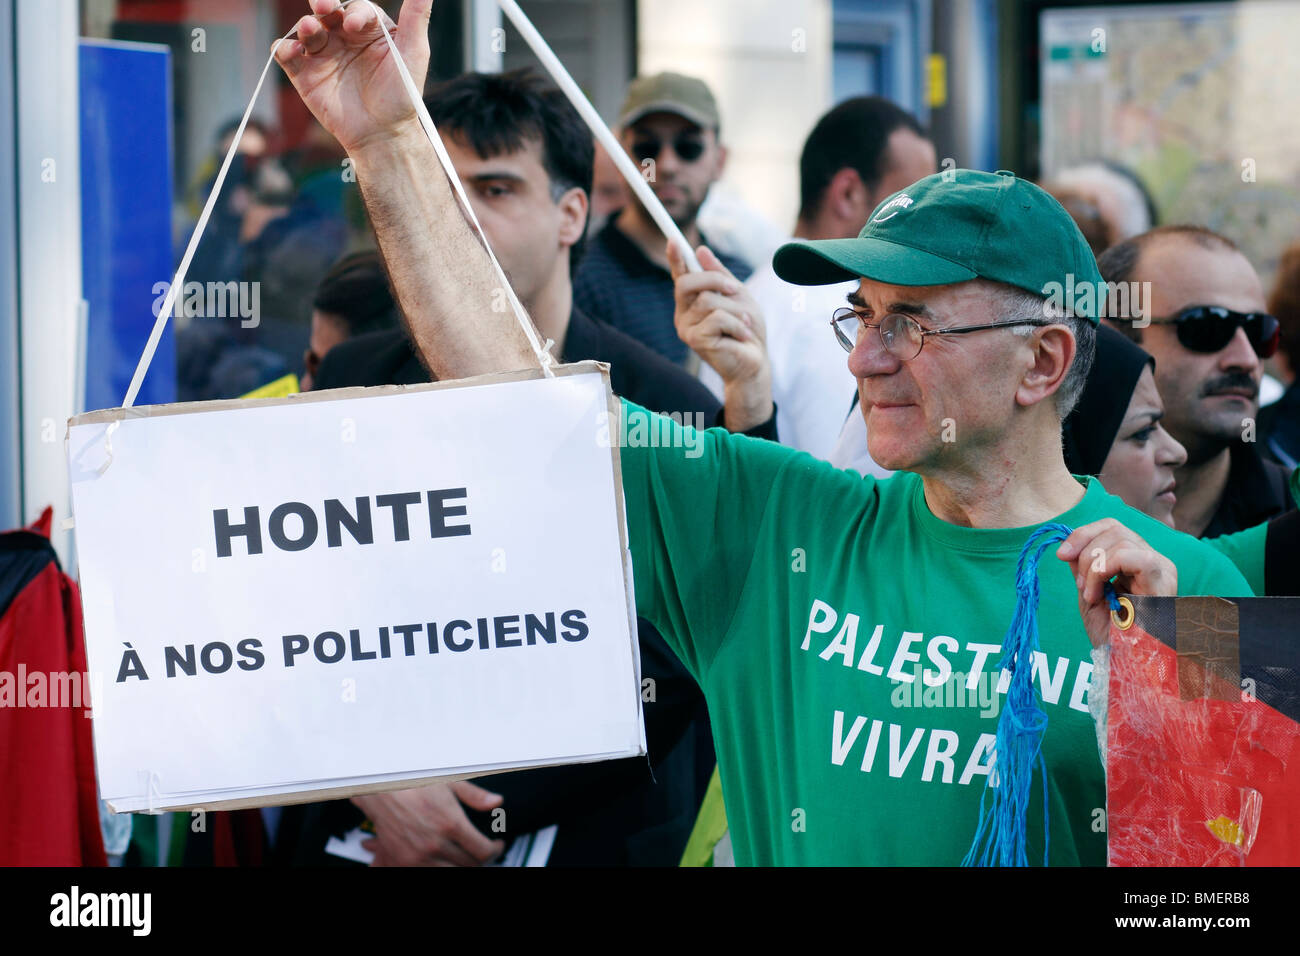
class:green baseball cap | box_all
[772,169,1104,323]
[619,72,720,129]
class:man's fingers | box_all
[678,287,743,324]
[343,1,377,34]
[1077,533,1126,603]
[712,311,754,342]
[433,835,487,868]
[295,14,329,56]
[274,36,306,70]
[1055,517,1117,562]
[667,239,686,281]
[397,0,436,37]
[395,1,434,74]
[697,244,736,281]
[448,819,506,863]
[451,780,504,812]
[439,784,506,862]
[1068,524,1176,605]
[685,309,752,345]
[347,0,400,38]
[309,0,348,35]
[1057,521,1130,589]
[678,292,751,338]
[1089,546,1174,602]
[676,270,741,299]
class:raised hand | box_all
[669,243,773,430]
[274,0,433,155]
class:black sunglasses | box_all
[630,134,706,164]
[1145,305,1279,358]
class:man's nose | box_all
[848,327,902,378]
[1218,325,1260,373]
[654,149,681,178]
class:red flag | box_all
[1107,596,1300,865]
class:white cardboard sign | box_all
[66,364,644,812]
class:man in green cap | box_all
[276,0,1252,865]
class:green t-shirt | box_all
[1206,522,1268,596]
[619,401,1254,866]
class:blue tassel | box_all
[961,523,1123,866]
[962,522,1071,867]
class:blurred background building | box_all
[3,0,1300,562]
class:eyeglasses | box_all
[1144,305,1279,358]
[630,133,706,164]
[830,308,1054,360]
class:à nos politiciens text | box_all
[114,609,589,682]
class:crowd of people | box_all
[116,0,1300,866]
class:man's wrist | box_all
[722,369,774,433]
[349,120,429,171]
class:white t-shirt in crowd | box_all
[697,184,789,279]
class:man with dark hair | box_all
[573,72,751,365]
[422,66,593,276]
[309,67,777,867]
[795,97,929,227]
[301,251,397,390]
[1098,225,1292,536]
[699,96,935,463]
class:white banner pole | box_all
[494,0,701,273]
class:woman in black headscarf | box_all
[1063,323,1185,526]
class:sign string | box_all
[120,0,555,417]
[494,0,701,272]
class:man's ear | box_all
[828,167,869,224]
[1017,324,1076,409]
[557,186,589,250]
[714,140,728,180]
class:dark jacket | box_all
[1202,439,1295,539]
[572,211,752,365]
[1260,381,1300,469]
[314,308,736,424]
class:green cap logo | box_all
[870,194,915,223]
[772,169,1104,324]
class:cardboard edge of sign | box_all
[71,361,650,814]
[107,753,633,815]
[68,362,604,426]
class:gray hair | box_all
[984,282,1096,419]
[1051,163,1154,241]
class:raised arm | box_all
[275,0,537,379]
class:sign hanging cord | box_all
[120,0,555,413]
